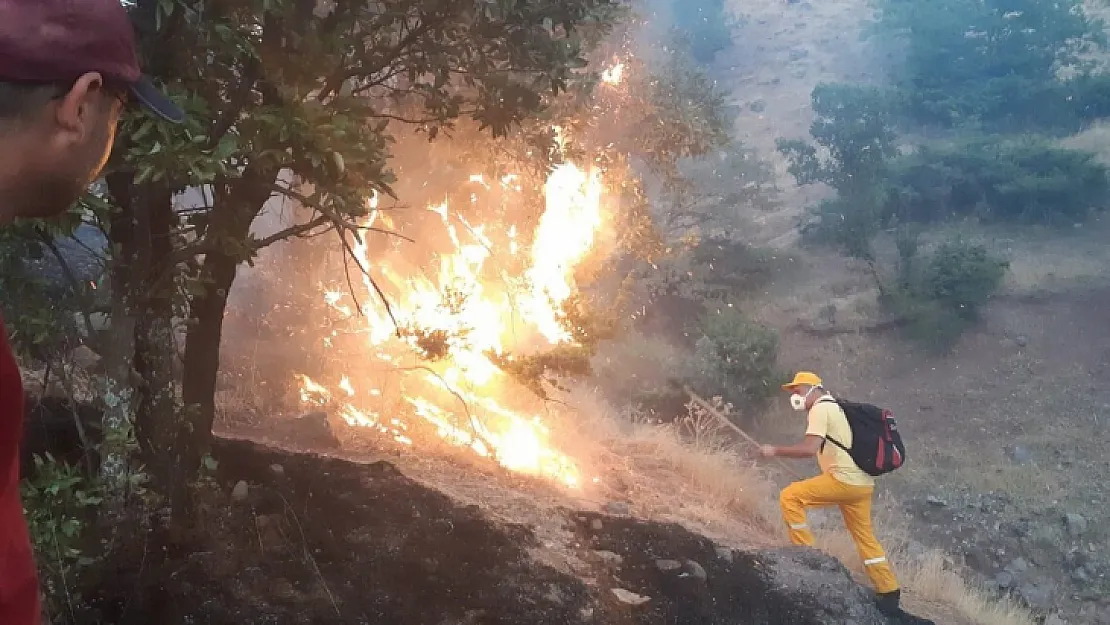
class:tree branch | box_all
[318,12,449,102]
[335,227,400,334]
[270,184,416,243]
[251,215,333,250]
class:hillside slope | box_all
[70,437,902,625]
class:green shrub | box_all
[21,454,104,616]
[882,236,1009,352]
[875,0,1107,133]
[688,308,779,406]
[887,138,1110,225]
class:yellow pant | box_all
[779,472,900,593]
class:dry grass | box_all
[560,386,782,542]
[549,385,1038,625]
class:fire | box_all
[601,61,625,85]
[297,161,608,488]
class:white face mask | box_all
[790,394,807,411]
[790,386,817,411]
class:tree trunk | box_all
[132,185,183,509]
[98,173,140,496]
[180,172,275,479]
[101,174,182,508]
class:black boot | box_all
[875,589,902,616]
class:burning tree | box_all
[49,0,625,511]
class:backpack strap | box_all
[813,397,848,452]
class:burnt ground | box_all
[568,512,897,625]
[52,436,910,625]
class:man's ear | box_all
[53,72,106,133]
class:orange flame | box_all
[297,161,608,488]
[601,62,625,86]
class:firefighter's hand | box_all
[758,445,777,458]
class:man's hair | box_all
[0,80,57,122]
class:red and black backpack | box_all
[817,398,906,476]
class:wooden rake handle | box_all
[682,385,803,480]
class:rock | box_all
[749,99,767,113]
[926,496,948,507]
[604,501,630,516]
[1007,557,1029,573]
[69,345,102,371]
[270,463,285,477]
[593,550,623,568]
[610,588,650,606]
[994,571,1014,589]
[1064,513,1087,537]
[683,559,708,582]
[590,519,604,531]
[231,480,249,502]
[715,546,734,563]
[1016,582,1052,610]
[789,48,808,62]
[1008,445,1032,464]
[655,559,682,572]
[1044,614,1067,625]
[1014,335,1028,347]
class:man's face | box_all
[15,72,124,219]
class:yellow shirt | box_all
[805,396,875,487]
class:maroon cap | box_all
[0,0,183,123]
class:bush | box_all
[640,236,776,306]
[21,454,104,616]
[688,308,779,407]
[882,236,1009,352]
[887,138,1110,225]
[875,0,1107,133]
[592,307,780,420]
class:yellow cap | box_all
[782,371,822,391]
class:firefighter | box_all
[759,371,903,616]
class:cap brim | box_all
[130,76,184,123]
[782,383,800,391]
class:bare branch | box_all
[269,183,416,243]
[335,227,400,333]
[251,215,333,250]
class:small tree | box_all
[777,83,899,267]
